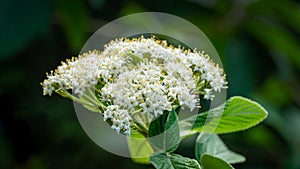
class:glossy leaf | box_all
[148,110,180,152]
[201,154,234,169]
[195,133,245,164]
[212,96,268,134]
[150,153,201,169]
[180,96,268,136]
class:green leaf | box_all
[150,153,201,169]
[180,96,268,136]
[148,110,180,152]
[195,133,245,164]
[201,154,234,169]
[179,108,215,138]
[211,96,268,134]
[127,128,154,164]
[179,121,197,139]
[179,111,210,139]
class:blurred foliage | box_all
[0,0,52,59]
[1,0,300,168]
[54,0,89,52]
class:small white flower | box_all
[203,88,214,100]
[111,119,123,133]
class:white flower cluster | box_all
[42,51,123,96]
[103,105,131,135]
[101,60,197,117]
[182,51,227,100]
[41,36,227,136]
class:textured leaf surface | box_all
[195,133,245,164]
[150,153,201,169]
[180,96,268,136]
[212,96,268,134]
[201,154,234,169]
[148,110,180,152]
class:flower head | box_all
[41,36,227,135]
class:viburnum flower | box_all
[41,36,227,136]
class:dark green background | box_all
[1,0,300,168]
